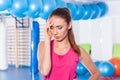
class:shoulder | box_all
[77,45,90,60]
[77,45,86,54]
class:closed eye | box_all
[57,26,62,30]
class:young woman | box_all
[38,8,100,80]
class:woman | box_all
[38,8,100,80]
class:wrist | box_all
[45,38,50,44]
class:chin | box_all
[55,38,65,42]
[55,39,62,42]
[54,35,67,42]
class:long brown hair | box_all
[49,8,81,56]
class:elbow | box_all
[89,69,100,80]
[97,70,100,77]
[94,69,100,77]
[95,69,101,79]
[41,69,50,76]
[38,66,50,76]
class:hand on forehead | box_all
[47,17,54,26]
[47,16,67,27]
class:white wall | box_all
[73,17,113,61]
[112,16,120,44]
[72,0,120,61]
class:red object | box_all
[109,58,120,77]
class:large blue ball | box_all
[98,61,115,77]
[77,72,91,80]
[94,61,102,68]
[55,0,66,8]
[76,62,88,75]
[82,4,93,20]
[73,4,85,20]
[90,3,101,19]
[9,0,28,18]
[66,3,77,20]
[25,0,42,18]
[39,0,56,20]
[0,0,12,11]
[97,2,108,17]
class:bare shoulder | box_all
[78,45,85,52]
[78,45,88,54]
[77,45,90,60]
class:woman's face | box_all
[48,16,71,41]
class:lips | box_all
[54,36,59,39]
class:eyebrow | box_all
[56,25,62,27]
[51,25,62,28]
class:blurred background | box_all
[0,0,120,80]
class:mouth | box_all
[54,36,59,39]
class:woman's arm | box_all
[38,21,52,76]
[38,40,51,76]
[79,47,100,80]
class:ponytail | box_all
[68,28,81,56]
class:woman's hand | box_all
[73,78,77,80]
[99,76,114,80]
[44,21,52,40]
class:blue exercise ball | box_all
[82,4,93,20]
[76,61,88,75]
[97,2,108,17]
[77,72,91,80]
[94,61,102,68]
[0,0,12,11]
[66,3,77,20]
[39,0,56,20]
[25,0,42,18]
[8,0,28,18]
[98,61,115,77]
[55,0,66,8]
[90,3,101,19]
[73,4,85,20]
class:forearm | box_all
[41,39,51,75]
[89,71,100,80]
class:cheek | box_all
[58,29,68,36]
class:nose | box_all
[53,28,57,35]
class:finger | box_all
[46,23,52,30]
[46,20,54,29]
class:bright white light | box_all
[44,5,49,11]
[14,3,20,9]
[31,4,36,10]
[0,0,3,4]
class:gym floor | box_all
[0,65,120,80]
[0,65,43,80]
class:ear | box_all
[68,21,72,29]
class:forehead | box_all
[49,16,67,25]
